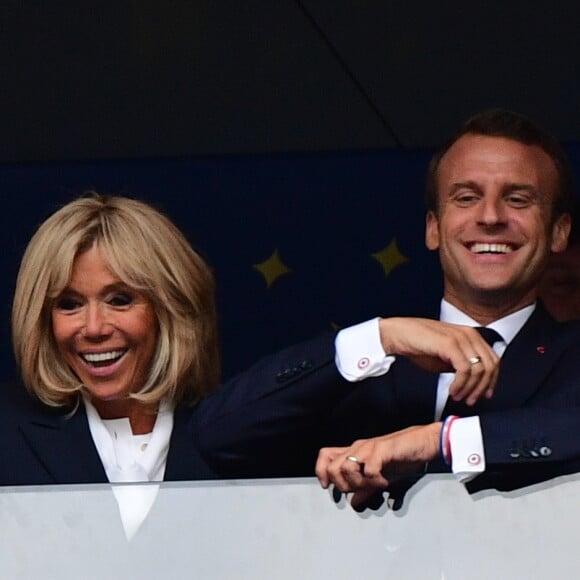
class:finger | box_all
[315,447,344,488]
[448,335,499,403]
[440,332,484,395]
[455,345,499,405]
[485,365,500,399]
[450,348,490,401]
[339,456,368,491]
[465,350,500,405]
[325,452,363,492]
[361,452,391,489]
[348,450,390,510]
[485,354,501,398]
[351,487,385,511]
[326,440,374,492]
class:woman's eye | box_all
[109,293,133,307]
[55,297,81,311]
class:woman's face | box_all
[51,245,158,411]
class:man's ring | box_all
[468,356,482,365]
[346,455,360,464]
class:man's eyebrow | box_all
[447,181,482,196]
[446,181,542,196]
[503,183,541,195]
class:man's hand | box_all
[315,423,442,509]
[379,318,500,405]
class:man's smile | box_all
[467,242,515,255]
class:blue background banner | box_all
[2,146,579,381]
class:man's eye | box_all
[506,194,531,207]
[55,297,81,311]
[109,293,133,307]
[454,192,478,205]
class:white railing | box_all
[1,474,578,579]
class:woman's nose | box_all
[82,304,112,338]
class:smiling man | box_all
[315,109,580,502]
[198,109,580,497]
[426,134,568,317]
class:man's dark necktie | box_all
[475,326,503,349]
[442,326,503,417]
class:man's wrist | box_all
[439,416,459,466]
[448,416,486,480]
[334,318,394,381]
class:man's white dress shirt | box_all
[335,300,535,478]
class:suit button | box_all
[539,446,552,457]
[509,450,520,459]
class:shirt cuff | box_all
[335,318,395,382]
[449,416,485,482]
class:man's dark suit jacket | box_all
[196,304,580,492]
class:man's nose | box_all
[477,195,506,225]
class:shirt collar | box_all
[83,396,174,483]
[439,299,536,346]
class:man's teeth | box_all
[470,243,513,254]
[82,350,126,364]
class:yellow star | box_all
[253,249,292,288]
[372,238,409,277]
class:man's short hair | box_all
[425,108,575,219]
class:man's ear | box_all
[550,212,572,253]
[425,211,440,251]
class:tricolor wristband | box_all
[440,415,459,467]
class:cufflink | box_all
[467,453,482,465]
[357,357,370,370]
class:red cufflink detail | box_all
[357,357,370,369]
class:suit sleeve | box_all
[472,352,580,492]
[195,332,405,478]
[195,333,357,477]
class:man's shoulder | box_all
[522,303,580,340]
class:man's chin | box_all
[467,283,536,307]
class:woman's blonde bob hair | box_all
[12,193,219,408]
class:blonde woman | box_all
[5,193,221,484]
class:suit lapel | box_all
[20,400,217,483]
[165,404,219,481]
[469,304,563,414]
[19,404,108,484]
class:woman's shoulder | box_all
[0,380,68,423]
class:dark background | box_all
[1,2,579,380]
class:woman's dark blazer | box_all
[0,385,218,485]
